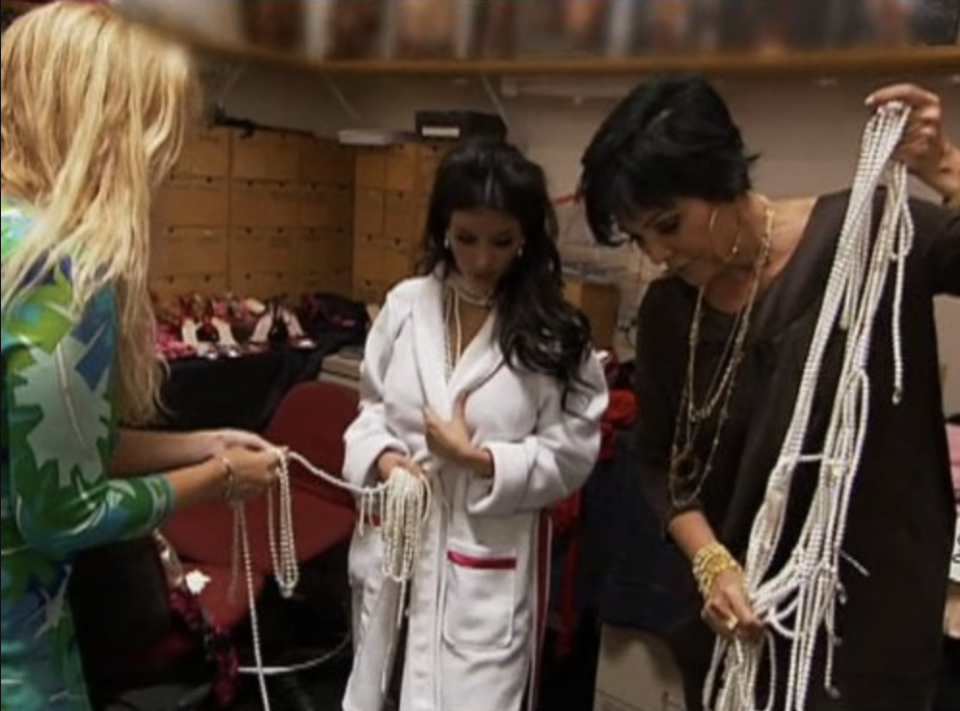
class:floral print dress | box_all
[1,195,174,711]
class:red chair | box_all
[162,380,359,572]
[74,537,265,711]
[269,380,360,509]
[80,381,362,710]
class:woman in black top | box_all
[580,77,959,710]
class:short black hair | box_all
[420,138,592,396]
[579,74,757,245]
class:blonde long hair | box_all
[1,2,197,424]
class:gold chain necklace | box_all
[668,203,775,508]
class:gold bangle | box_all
[692,542,742,598]
[220,456,237,502]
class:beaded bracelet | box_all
[692,541,743,598]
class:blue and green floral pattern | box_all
[1,195,174,711]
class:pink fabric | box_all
[948,424,960,501]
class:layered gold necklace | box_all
[668,203,775,508]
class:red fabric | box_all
[553,384,637,656]
[599,389,637,461]
[447,550,517,570]
[551,491,581,534]
[164,380,361,571]
[162,491,355,573]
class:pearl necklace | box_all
[229,448,432,711]
[447,272,495,307]
[706,102,913,711]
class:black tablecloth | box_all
[160,347,323,432]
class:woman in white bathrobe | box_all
[341,139,609,711]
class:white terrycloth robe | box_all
[341,275,608,711]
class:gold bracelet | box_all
[692,542,742,598]
[220,456,237,502]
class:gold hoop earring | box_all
[727,221,743,262]
[709,207,743,264]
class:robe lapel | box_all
[412,276,453,418]
[448,312,504,400]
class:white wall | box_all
[212,64,959,413]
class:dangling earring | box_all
[517,244,524,259]
[443,235,450,251]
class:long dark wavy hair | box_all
[420,138,592,396]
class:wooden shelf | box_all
[306,47,960,78]
[185,38,960,80]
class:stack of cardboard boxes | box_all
[149,127,355,301]
[150,127,232,297]
[351,141,449,304]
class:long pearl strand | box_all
[229,449,432,711]
[705,102,913,711]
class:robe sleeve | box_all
[911,196,960,297]
[342,290,411,488]
[467,352,609,516]
[2,272,174,556]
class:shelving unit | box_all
[185,39,960,80]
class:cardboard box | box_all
[173,127,231,178]
[386,142,420,193]
[266,132,305,182]
[229,270,300,300]
[352,276,392,305]
[300,138,354,186]
[231,180,300,228]
[149,272,228,298]
[300,185,353,230]
[354,188,386,239]
[150,225,227,276]
[232,130,305,181]
[593,626,685,711]
[564,278,620,349]
[298,228,352,273]
[417,141,450,192]
[383,190,424,245]
[229,227,299,273]
[299,267,353,298]
[356,148,388,189]
[232,130,272,180]
[153,176,230,227]
[353,235,418,284]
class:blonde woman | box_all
[1,5,280,711]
